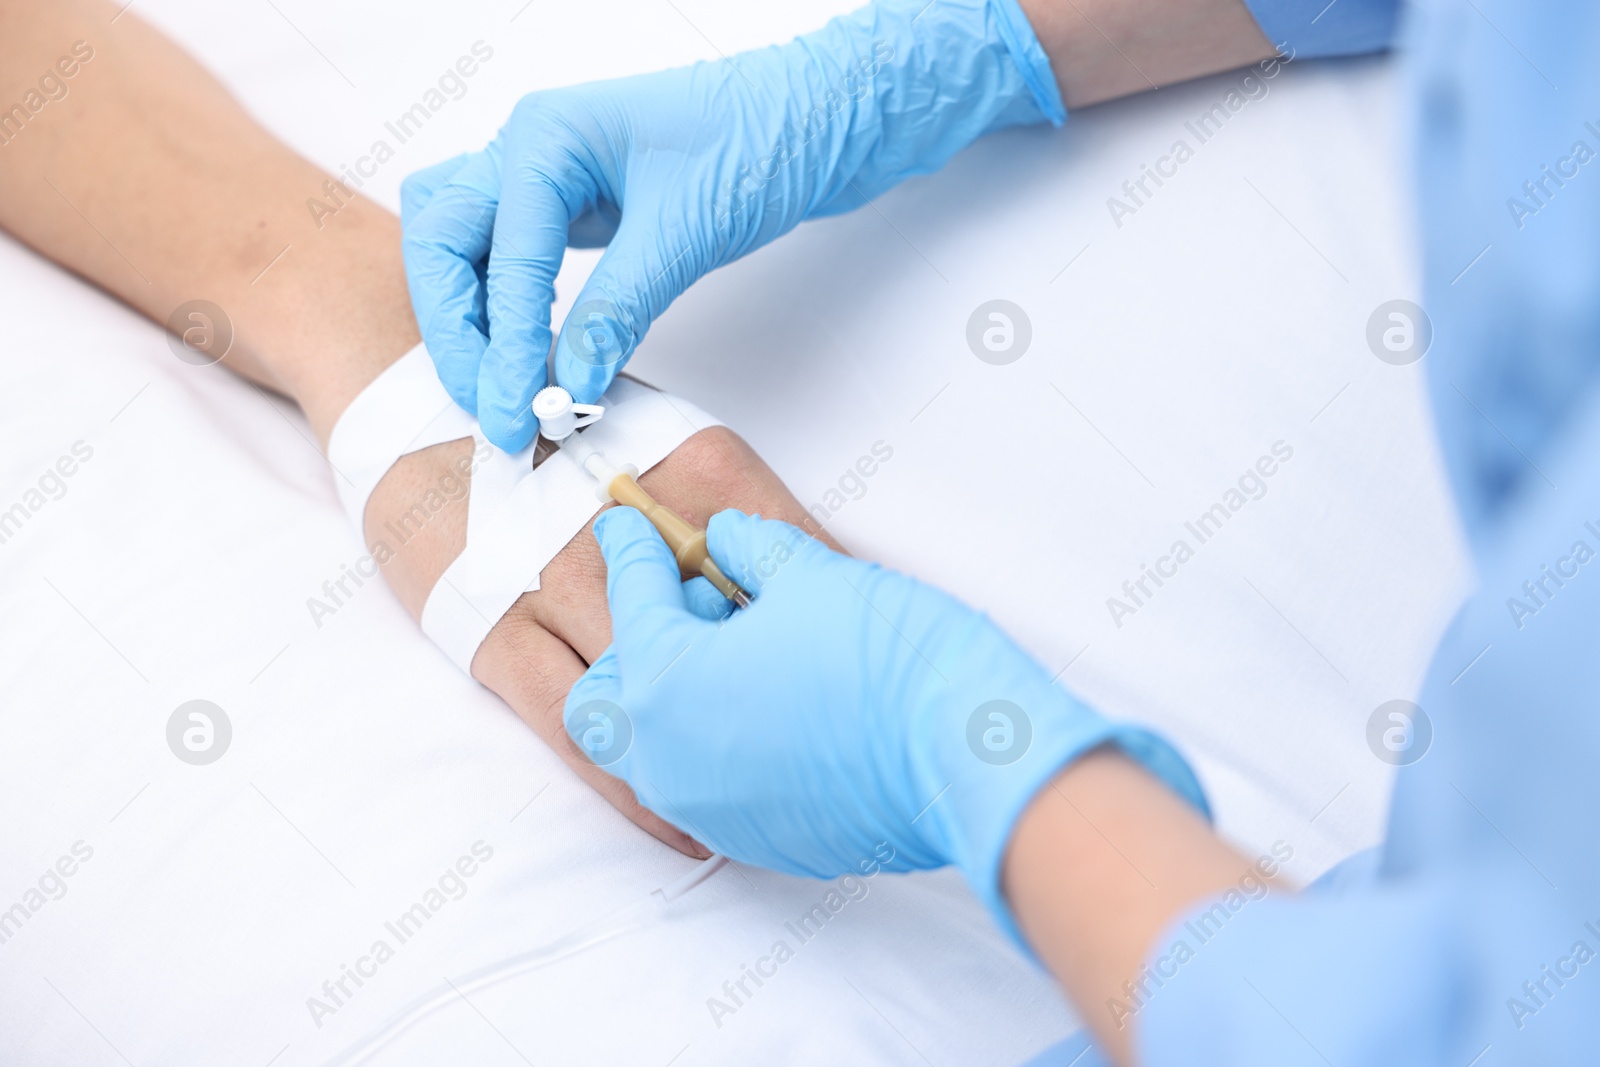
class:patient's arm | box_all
[0,0,406,432]
[0,0,833,855]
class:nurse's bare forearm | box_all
[0,0,410,442]
[1002,751,1280,1066]
[1021,0,1278,110]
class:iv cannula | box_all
[532,386,753,609]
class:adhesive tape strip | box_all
[327,343,723,675]
[327,343,480,530]
[421,378,721,672]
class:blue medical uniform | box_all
[1035,1,1600,1062]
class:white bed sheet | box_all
[0,1,1468,1064]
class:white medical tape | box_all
[327,343,723,675]
[326,343,480,529]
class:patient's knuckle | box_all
[674,425,755,492]
[543,519,607,582]
[498,591,543,634]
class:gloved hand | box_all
[564,508,1208,936]
[402,0,1066,451]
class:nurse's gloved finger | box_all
[402,151,503,412]
[704,510,828,597]
[559,644,708,855]
[566,199,622,248]
[475,343,547,453]
[553,212,686,403]
[400,153,473,224]
[682,576,736,622]
[480,141,595,447]
[592,507,699,670]
[562,644,631,772]
[480,621,702,857]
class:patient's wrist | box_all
[327,343,737,675]
[238,200,420,444]
[362,437,475,618]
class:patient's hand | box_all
[365,424,837,856]
[0,0,824,858]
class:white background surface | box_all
[0,1,1469,1064]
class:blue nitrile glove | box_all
[564,508,1207,936]
[402,0,1065,451]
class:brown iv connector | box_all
[604,473,753,609]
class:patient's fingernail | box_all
[689,838,713,860]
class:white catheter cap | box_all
[533,385,605,441]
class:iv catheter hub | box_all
[533,386,753,609]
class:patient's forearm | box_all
[0,0,456,614]
[0,0,489,618]
[0,0,411,441]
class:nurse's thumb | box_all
[705,510,832,599]
[563,645,628,767]
[554,214,694,403]
[593,507,698,667]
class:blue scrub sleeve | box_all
[1238,0,1401,57]
[1135,884,1488,1065]
[1090,4,1600,1064]
[1132,375,1600,1063]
